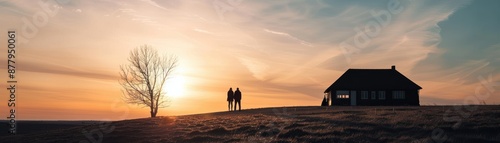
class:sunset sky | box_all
[0,0,499,120]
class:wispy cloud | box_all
[140,0,167,10]
[263,29,313,47]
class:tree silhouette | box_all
[119,45,178,118]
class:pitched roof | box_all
[324,68,422,92]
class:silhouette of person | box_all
[234,88,242,111]
[227,88,234,111]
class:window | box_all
[361,91,368,99]
[392,91,405,99]
[337,95,349,99]
[371,91,376,99]
[378,91,386,100]
[336,90,349,99]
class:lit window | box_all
[371,91,376,99]
[337,95,350,99]
[392,91,405,99]
[378,91,386,100]
[361,91,368,99]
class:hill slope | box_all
[2,106,500,143]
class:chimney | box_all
[391,65,396,70]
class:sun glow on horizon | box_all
[164,75,186,98]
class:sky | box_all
[0,0,498,120]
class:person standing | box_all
[227,88,234,111]
[234,88,242,111]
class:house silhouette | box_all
[324,65,421,106]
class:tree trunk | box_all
[154,106,159,117]
[150,92,155,117]
[150,110,156,118]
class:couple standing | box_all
[227,87,242,111]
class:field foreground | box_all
[2,106,500,143]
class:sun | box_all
[163,75,186,98]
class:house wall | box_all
[330,89,420,106]
[330,90,350,106]
[388,90,420,106]
[405,90,420,106]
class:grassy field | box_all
[2,106,499,143]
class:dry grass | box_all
[2,106,499,143]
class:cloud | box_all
[140,0,167,10]
[263,29,313,47]
[193,28,218,36]
[9,59,119,81]
[221,0,490,105]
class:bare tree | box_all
[119,45,178,118]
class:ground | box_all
[1,106,500,143]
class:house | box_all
[324,65,421,106]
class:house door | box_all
[350,90,356,105]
